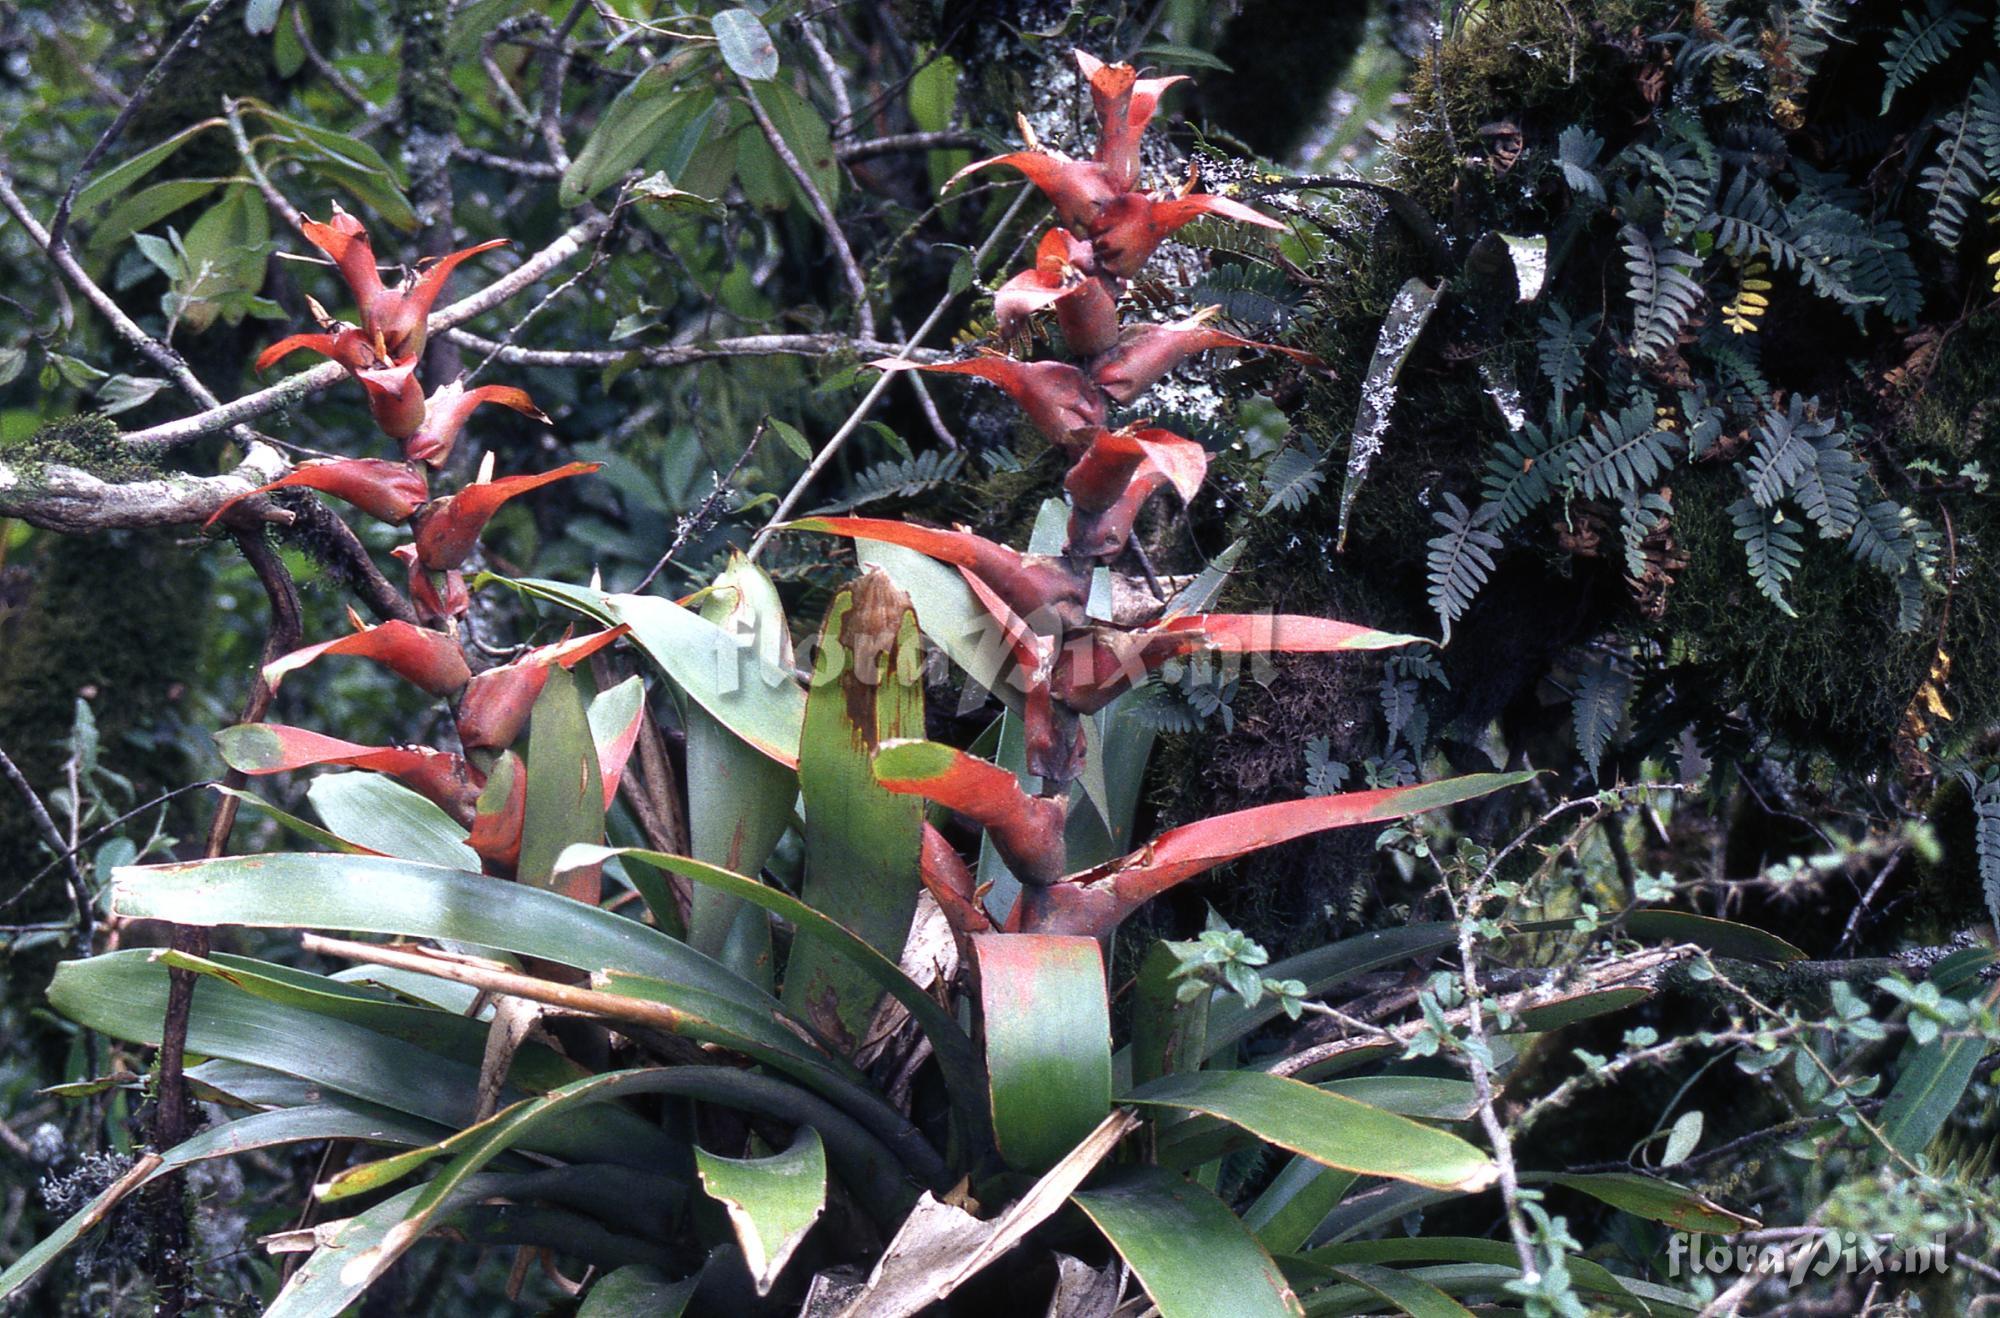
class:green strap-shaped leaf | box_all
[47,951,668,1170]
[307,771,478,869]
[264,1177,507,1317]
[568,846,983,1128]
[687,556,797,984]
[695,1128,826,1294]
[1129,1071,1495,1193]
[1131,940,1210,1089]
[74,119,224,220]
[512,577,804,764]
[975,934,1112,1172]
[1290,1262,1698,1317]
[1622,909,1806,962]
[785,575,927,1046]
[1075,1166,1304,1318]
[1288,1236,1677,1308]
[519,670,605,888]
[1323,1263,1472,1318]
[111,850,772,1004]
[1244,1157,1358,1254]
[1538,1172,1757,1233]
[578,1266,698,1317]
[0,1103,442,1304]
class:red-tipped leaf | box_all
[392,544,468,624]
[787,515,1086,632]
[263,618,470,696]
[413,462,601,569]
[1089,191,1285,280]
[872,355,1106,449]
[212,723,481,822]
[466,750,526,867]
[921,822,993,936]
[455,626,632,751]
[205,458,429,529]
[405,378,550,468]
[945,151,1120,232]
[1074,50,1188,192]
[873,739,1067,885]
[1089,310,1321,403]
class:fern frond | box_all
[1731,495,1803,616]
[1621,224,1705,362]
[1261,440,1326,513]
[1919,111,1989,248]
[1189,264,1301,332]
[1537,305,1599,408]
[1483,407,1573,529]
[1849,499,1920,574]
[1973,777,2000,935]
[1567,400,1683,500]
[1795,436,1865,537]
[809,449,965,513]
[1714,172,1861,303]
[1620,490,1674,578]
[1880,1,1975,113]
[1557,125,1607,202]
[1745,395,1834,507]
[1426,492,1503,643]
[1849,219,1924,322]
[1572,648,1634,781]
[1678,386,1726,457]
[1722,259,1773,333]
[1633,143,1716,239]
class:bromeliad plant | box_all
[7,51,1748,1318]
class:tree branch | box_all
[446,328,929,370]
[738,74,874,339]
[0,445,292,534]
[119,209,618,449]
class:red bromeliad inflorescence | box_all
[785,50,1516,941]
[225,209,630,870]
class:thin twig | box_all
[837,130,984,163]
[746,184,1036,559]
[121,209,617,449]
[738,73,874,339]
[634,419,768,592]
[0,745,94,958]
[45,0,236,254]
[447,328,922,370]
[292,4,377,113]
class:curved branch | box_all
[120,210,618,450]
[0,444,290,534]
[445,328,936,370]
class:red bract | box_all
[205,458,429,529]
[994,230,1121,356]
[1063,427,1208,558]
[873,740,1067,886]
[405,378,550,468]
[945,151,1120,233]
[466,750,525,867]
[263,613,471,697]
[213,723,481,823]
[1023,773,1533,937]
[413,461,601,570]
[788,515,1086,632]
[391,544,468,624]
[872,355,1105,450]
[455,626,632,752]
[257,330,426,439]
[1074,51,1188,193]
[1051,613,1430,713]
[921,822,993,936]
[1087,189,1285,280]
[301,207,507,360]
[1089,308,1322,403]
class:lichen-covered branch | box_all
[0,444,291,534]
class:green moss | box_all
[11,413,158,483]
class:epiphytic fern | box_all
[1572,647,1634,781]
[1678,386,1726,457]
[1303,735,1351,796]
[1971,774,2000,935]
[1537,304,1598,409]
[1880,1,1975,113]
[1621,225,1705,362]
[1620,490,1674,578]
[1731,495,1804,616]
[1713,172,1860,304]
[1426,492,1503,642]
[1260,439,1326,514]
[1919,111,1990,248]
[1632,142,1717,239]
[1566,400,1683,500]
[1848,220,1924,322]
[1745,395,1833,507]
[1482,406,1573,529]
[1794,434,1866,537]
[810,448,965,513]
[1557,125,1607,202]
[1849,499,1921,575]
[1721,259,1773,333]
